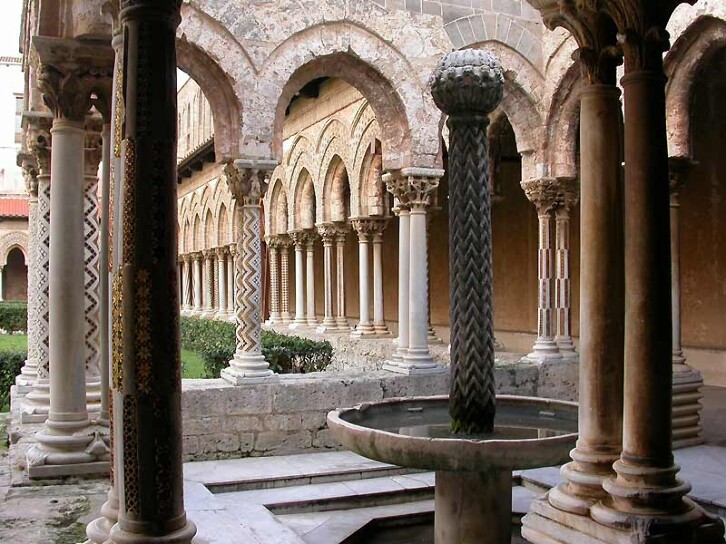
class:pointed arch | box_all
[322,156,350,223]
[294,169,316,230]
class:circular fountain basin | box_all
[327,395,578,472]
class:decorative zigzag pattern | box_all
[25,197,38,367]
[236,205,263,355]
[84,176,101,377]
[448,117,496,435]
[37,180,51,378]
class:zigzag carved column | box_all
[15,154,39,392]
[22,119,52,422]
[522,177,562,364]
[27,37,111,478]
[221,161,277,385]
[279,235,293,323]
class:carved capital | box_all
[181,253,192,263]
[25,114,53,175]
[18,153,39,198]
[521,177,560,214]
[265,235,283,249]
[215,247,227,259]
[33,37,114,122]
[316,223,338,243]
[289,230,307,248]
[224,159,277,206]
[384,167,444,210]
[202,249,215,260]
[334,223,350,243]
[85,130,103,177]
[351,217,388,240]
[227,243,237,257]
[668,157,695,198]
[278,234,293,249]
[304,230,318,251]
[557,177,580,212]
[430,49,504,117]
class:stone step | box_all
[184,451,424,493]
[214,472,436,515]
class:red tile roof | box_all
[0,199,29,218]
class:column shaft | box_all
[554,203,576,357]
[372,231,389,335]
[216,250,227,317]
[202,251,214,318]
[193,255,202,314]
[334,230,349,330]
[353,229,373,336]
[391,208,410,362]
[404,207,434,366]
[670,188,684,365]
[305,234,317,326]
[290,233,306,326]
[226,244,234,319]
[266,240,280,323]
[182,257,191,313]
[280,238,292,322]
[98,122,112,425]
[317,227,336,331]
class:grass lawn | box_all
[0,334,205,379]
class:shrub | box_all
[0,302,27,333]
[0,349,26,411]
[179,317,333,378]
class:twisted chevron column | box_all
[431,49,503,434]
[522,177,562,363]
[316,225,337,332]
[279,235,293,323]
[554,180,579,359]
[221,161,277,384]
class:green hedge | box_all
[0,349,26,410]
[0,302,27,333]
[180,317,333,378]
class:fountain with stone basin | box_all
[328,50,578,544]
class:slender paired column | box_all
[554,180,579,359]
[316,224,338,332]
[333,226,350,331]
[279,235,293,323]
[371,222,390,336]
[215,247,228,319]
[227,243,235,320]
[16,154,39,391]
[289,231,307,328]
[27,38,112,478]
[221,161,277,385]
[106,2,196,540]
[668,157,704,448]
[192,252,202,315]
[305,231,318,326]
[22,120,53,422]
[201,249,215,318]
[264,237,281,324]
[384,169,444,374]
[350,219,375,337]
[384,201,410,366]
[522,178,562,363]
[181,254,192,315]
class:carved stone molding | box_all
[224,159,277,206]
[521,177,561,214]
[384,167,444,210]
[350,217,388,239]
[316,223,338,243]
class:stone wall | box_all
[180,360,578,462]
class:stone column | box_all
[588,6,724,538]
[22,119,52,423]
[83,127,103,416]
[192,252,202,315]
[333,225,350,331]
[371,221,390,336]
[668,157,704,449]
[15,154,39,391]
[107,1,196,540]
[384,201,410,367]
[522,177,562,363]
[305,231,318,327]
[27,38,112,478]
[279,235,293,323]
[316,224,337,332]
[215,247,228,319]
[554,179,579,359]
[264,237,280,324]
[201,249,215,318]
[384,169,444,374]
[227,243,235,321]
[350,219,375,337]
[221,160,277,385]
[181,254,192,315]
[425,212,443,344]
[289,231,307,328]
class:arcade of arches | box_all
[8,0,726,543]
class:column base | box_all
[86,487,119,544]
[523,493,725,544]
[372,323,392,337]
[672,364,704,449]
[281,312,293,324]
[227,314,236,323]
[316,318,338,334]
[109,517,197,544]
[383,360,447,376]
[200,309,216,319]
[288,320,308,331]
[15,359,39,392]
[336,317,351,331]
[221,352,277,385]
[351,323,376,338]
[523,339,563,364]
[216,310,230,321]
[427,325,443,345]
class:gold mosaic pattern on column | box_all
[113,63,124,158]
[112,269,124,390]
[134,268,153,395]
[122,138,136,264]
[122,395,139,516]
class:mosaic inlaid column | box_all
[83,128,104,416]
[22,120,52,422]
[108,1,196,540]
[27,38,112,478]
[371,220,390,336]
[305,231,318,327]
[289,231,307,328]
[201,249,215,318]
[265,236,281,324]
[316,224,337,332]
[589,4,723,538]
[15,154,39,391]
[384,199,410,367]
[226,243,235,321]
[192,252,202,315]
[215,247,228,319]
[668,157,704,449]
[554,179,579,359]
[181,254,192,315]
[350,219,375,337]
[221,161,277,385]
[522,177,562,363]
[279,235,293,323]
[333,225,350,331]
